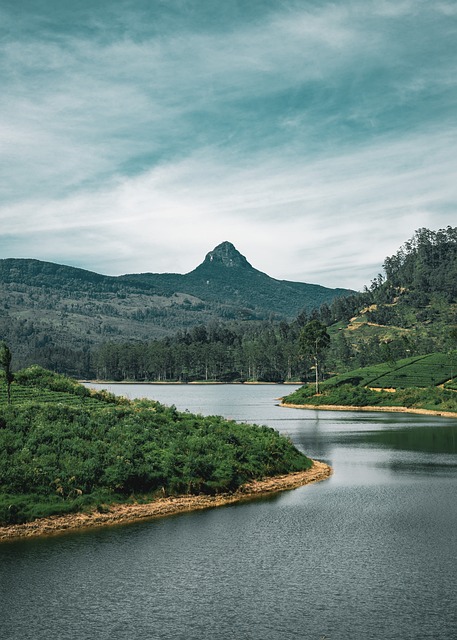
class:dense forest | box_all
[93,318,306,382]
[91,227,457,382]
[1,228,456,381]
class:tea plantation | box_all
[284,352,457,412]
[0,367,312,525]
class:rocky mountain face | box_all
[199,241,253,268]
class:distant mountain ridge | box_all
[0,242,353,370]
[119,241,352,314]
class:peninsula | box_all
[0,461,331,541]
[0,366,331,541]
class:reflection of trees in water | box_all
[349,425,457,455]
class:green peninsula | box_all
[0,366,313,527]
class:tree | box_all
[0,342,14,404]
[449,327,457,381]
[450,326,457,345]
[299,320,330,394]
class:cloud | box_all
[1,0,457,290]
[2,121,456,288]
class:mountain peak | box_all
[202,242,252,269]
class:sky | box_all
[1,0,457,290]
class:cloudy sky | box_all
[1,0,456,289]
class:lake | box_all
[1,384,456,640]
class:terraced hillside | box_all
[0,365,118,407]
[292,353,454,391]
[283,352,457,413]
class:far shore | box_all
[0,460,331,543]
[81,380,304,386]
[281,401,457,419]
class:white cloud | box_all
[2,123,456,288]
[1,0,457,291]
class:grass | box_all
[284,352,457,413]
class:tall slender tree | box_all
[299,320,330,394]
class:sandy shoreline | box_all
[0,460,331,543]
[281,402,457,418]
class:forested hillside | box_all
[0,242,350,373]
[2,228,456,381]
[323,226,457,365]
[92,227,457,383]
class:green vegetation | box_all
[0,367,312,525]
[284,352,457,413]
[0,242,350,375]
[92,320,307,383]
[306,352,456,389]
[3,228,457,385]
[322,227,457,368]
[2,226,457,388]
[0,342,13,404]
[299,320,330,393]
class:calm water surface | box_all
[1,384,456,640]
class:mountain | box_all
[120,241,352,316]
[0,242,352,370]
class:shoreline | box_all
[281,402,457,418]
[82,380,304,386]
[0,460,331,543]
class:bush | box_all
[0,371,312,524]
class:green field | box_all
[0,365,119,407]
[320,353,456,390]
[0,385,108,407]
[284,352,457,412]
[369,353,455,388]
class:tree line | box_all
[92,319,308,382]
[3,226,457,381]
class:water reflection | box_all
[339,424,457,454]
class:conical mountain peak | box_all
[202,241,252,269]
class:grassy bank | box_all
[283,353,457,415]
[0,366,313,526]
[0,461,331,541]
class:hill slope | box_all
[121,241,350,317]
[283,352,457,414]
[313,227,457,371]
[0,242,351,370]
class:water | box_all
[1,384,456,640]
